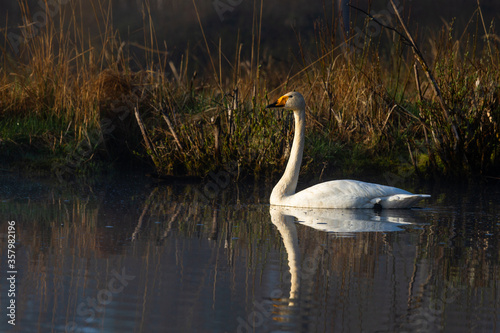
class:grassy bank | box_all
[1,0,499,182]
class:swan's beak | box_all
[266,95,288,108]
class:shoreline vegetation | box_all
[1,0,499,184]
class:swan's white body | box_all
[267,92,430,209]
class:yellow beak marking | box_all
[266,95,289,108]
[276,95,288,107]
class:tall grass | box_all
[1,0,499,180]
[422,17,500,176]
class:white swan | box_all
[266,91,430,209]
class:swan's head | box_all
[266,92,305,112]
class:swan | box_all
[266,91,430,209]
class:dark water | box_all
[0,173,499,333]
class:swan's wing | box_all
[283,179,430,209]
[380,193,431,209]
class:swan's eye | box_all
[288,96,293,98]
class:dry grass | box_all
[1,0,499,180]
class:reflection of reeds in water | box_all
[0,183,498,330]
[268,204,499,330]
[0,183,282,329]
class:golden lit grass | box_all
[1,0,499,179]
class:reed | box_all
[420,15,500,176]
[1,0,499,180]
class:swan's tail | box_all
[373,194,431,209]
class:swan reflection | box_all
[273,206,422,234]
[268,206,424,318]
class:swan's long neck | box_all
[270,108,305,204]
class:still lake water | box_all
[0,173,499,333]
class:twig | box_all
[349,1,461,149]
[476,0,494,64]
[159,107,184,151]
[134,106,159,162]
[388,0,460,146]
[192,0,221,90]
[269,46,348,96]
[347,3,413,46]
[227,88,237,136]
[414,63,422,103]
